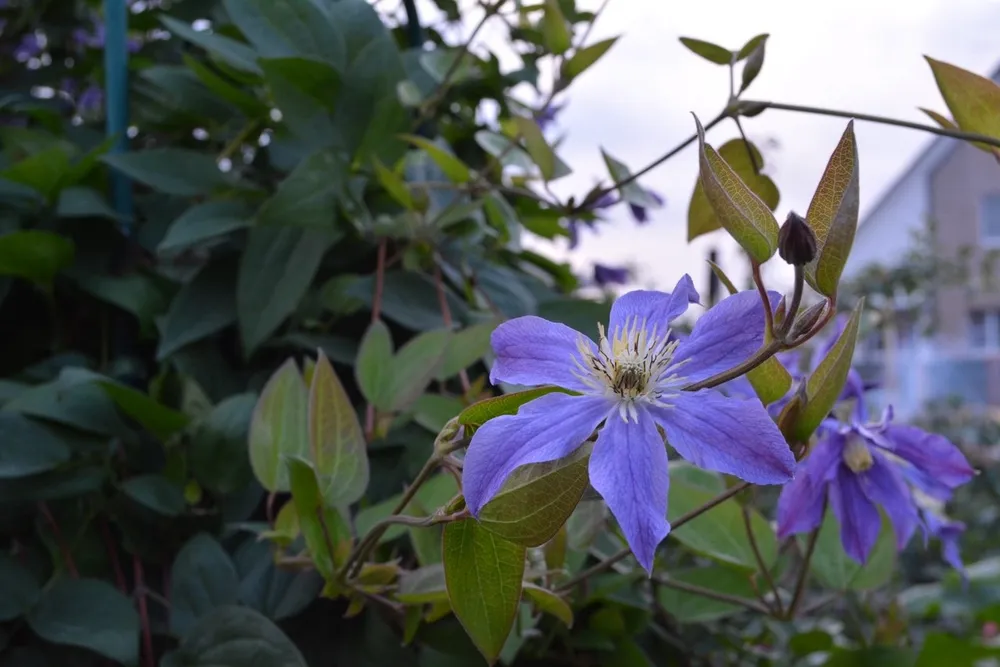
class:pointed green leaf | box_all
[805,507,895,591]
[707,259,739,296]
[355,319,395,411]
[0,413,70,479]
[513,116,557,181]
[122,475,186,516]
[926,56,1000,153]
[444,519,525,664]
[308,350,369,505]
[388,329,451,412]
[399,135,472,184]
[479,445,590,547]
[222,0,346,67]
[170,534,240,637]
[256,148,348,228]
[163,606,307,667]
[688,139,779,242]
[679,37,733,65]
[804,121,860,296]
[458,386,571,427]
[248,359,309,492]
[102,148,230,196]
[541,0,571,55]
[397,564,449,605]
[920,107,959,130]
[522,583,573,627]
[739,35,767,92]
[159,15,263,74]
[736,33,769,60]
[373,159,415,209]
[791,300,863,441]
[693,115,779,262]
[436,322,496,380]
[561,37,618,82]
[0,230,74,287]
[286,456,352,579]
[747,357,792,406]
[158,201,252,254]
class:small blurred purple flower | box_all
[14,34,42,60]
[536,102,563,132]
[593,263,630,287]
[565,192,619,249]
[78,85,103,114]
[777,405,975,564]
[628,190,665,224]
[462,276,794,572]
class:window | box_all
[969,309,1000,347]
[981,194,1000,242]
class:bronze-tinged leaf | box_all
[926,56,1000,155]
[804,121,859,296]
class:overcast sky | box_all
[414,0,1000,297]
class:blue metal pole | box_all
[103,0,133,228]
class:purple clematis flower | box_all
[566,192,619,249]
[628,190,665,224]
[593,263,630,287]
[777,404,975,564]
[463,275,797,572]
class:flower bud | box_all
[777,212,817,266]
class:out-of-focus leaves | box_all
[679,37,732,65]
[0,231,73,287]
[561,37,619,82]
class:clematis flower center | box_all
[842,436,874,473]
[572,316,686,422]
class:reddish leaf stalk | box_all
[99,519,128,593]
[433,262,471,393]
[364,239,388,441]
[134,556,155,667]
[37,502,78,578]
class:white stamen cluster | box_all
[571,316,686,423]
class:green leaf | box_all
[56,186,122,220]
[123,474,187,516]
[679,37,733,65]
[561,37,618,82]
[158,201,252,254]
[27,578,140,665]
[746,357,792,406]
[920,107,959,130]
[0,230,73,287]
[420,49,482,84]
[458,387,569,427]
[804,121,860,296]
[162,605,307,667]
[160,15,263,74]
[182,54,268,117]
[512,116,557,181]
[257,149,348,229]
[398,564,449,605]
[102,148,230,196]
[443,519,526,664]
[688,140,779,242]
[739,35,768,92]
[916,632,1000,667]
[388,329,451,412]
[0,553,40,621]
[479,445,590,547]
[693,115,779,262]
[170,533,240,638]
[190,393,257,495]
[222,0,346,67]
[259,58,341,147]
[436,322,495,380]
[789,630,834,657]
[601,150,662,211]
[792,300,863,441]
[668,478,777,569]
[308,350,369,505]
[413,394,464,433]
[0,413,70,478]
[248,358,309,492]
[541,0,572,55]
[73,271,169,334]
[824,647,916,667]
[1,146,72,202]
[522,583,573,627]
[355,319,395,411]
[806,507,895,591]
[158,258,238,360]
[345,270,470,331]
[237,226,336,354]
[373,159,415,209]
[399,135,471,183]
[926,56,1000,152]
[657,566,760,622]
[286,456,352,579]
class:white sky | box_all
[415,0,1000,297]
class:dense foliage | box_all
[2,1,1000,666]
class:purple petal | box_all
[593,263,630,287]
[608,274,699,335]
[589,410,670,573]
[629,203,649,224]
[830,466,881,564]
[882,425,975,490]
[463,393,613,515]
[925,513,966,575]
[672,289,781,385]
[567,220,580,249]
[488,316,595,391]
[859,453,919,550]
[652,390,795,484]
[777,435,843,539]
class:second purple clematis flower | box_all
[463,275,796,573]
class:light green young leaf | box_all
[804,121,860,296]
[561,37,618,82]
[679,37,733,65]
[478,445,591,547]
[522,583,573,627]
[0,231,74,287]
[399,134,472,183]
[286,456,352,580]
[512,116,557,181]
[355,319,395,411]
[746,357,792,406]
[443,519,525,664]
[308,350,369,505]
[458,386,570,428]
[373,159,415,209]
[248,358,309,492]
[387,329,451,412]
[541,0,572,55]
[693,115,779,263]
[791,300,863,442]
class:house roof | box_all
[858,58,1000,227]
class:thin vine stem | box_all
[655,575,771,615]
[787,526,821,619]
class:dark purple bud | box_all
[567,220,580,249]
[627,189,665,224]
[593,263,630,286]
[777,211,817,266]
